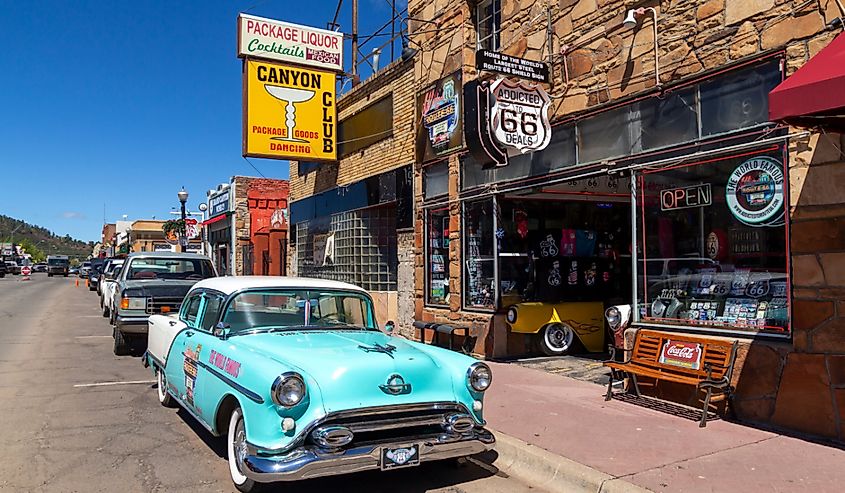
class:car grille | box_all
[305,402,473,449]
[145,297,183,315]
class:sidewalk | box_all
[485,362,845,492]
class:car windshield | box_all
[127,258,214,280]
[48,259,68,266]
[221,289,377,334]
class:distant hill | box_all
[0,214,93,260]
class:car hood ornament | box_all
[379,373,412,395]
[358,343,397,358]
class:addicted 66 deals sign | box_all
[243,59,337,161]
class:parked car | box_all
[69,266,79,275]
[47,255,70,277]
[111,252,216,355]
[87,258,106,291]
[32,263,47,273]
[79,261,92,278]
[0,260,6,278]
[5,261,20,275]
[144,276,494,492]
[99,259,125,317]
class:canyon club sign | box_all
[238,14,344,72]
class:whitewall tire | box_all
[540,323,576,356]
[228,407,258,492]
[156,368,176,408]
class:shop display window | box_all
[635,148,790,336]
[424,161,449,199]
[463,199,496,310]
[426,207,451,306]
[498,194,631,307]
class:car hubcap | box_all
[546,324,573,351]
[234,423,247,471]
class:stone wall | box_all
[396,231,417,338]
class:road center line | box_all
[73,380,155,388]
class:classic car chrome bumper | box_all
[241,428,495,483]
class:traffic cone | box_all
[76,278,79,287]
[86,279,89,288]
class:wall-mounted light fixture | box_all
[622,7,660,88]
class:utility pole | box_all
[351,0,358,84]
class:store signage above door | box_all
[416,71,463,163]
[243,59,337,161]
[209,191,230,218]
[476,50,550,83]
[490,78,552,154]
[237,14,344,72]
[660,183,712,211]
[659,340,703,370]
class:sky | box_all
[0,0,405,242]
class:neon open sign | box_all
[660,183,712,211]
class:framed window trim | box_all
[424,206,451,308]
[475,0,501,51]
[629,146,792,340]
[461,196,498,313]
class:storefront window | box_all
[636,148,789,336]
[424,161,449,199]
[426,207,451,305]
[699,59,780,136]
[463,199,495,310]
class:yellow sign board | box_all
[243,59,336,161]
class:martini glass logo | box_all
[264,85,315,143]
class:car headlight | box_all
[605,307,621,329]
[272,372,306,407]
[506,306,517,324]
[467,363,492,392]
[120,297,146,310]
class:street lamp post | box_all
[177,187,189,253]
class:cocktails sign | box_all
[243,59,337,161]
[238,14,343,72]
[659,340,703,370]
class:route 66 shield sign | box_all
[490,78,551,154]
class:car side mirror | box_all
[213,322,231,338]
[384,320,395,333]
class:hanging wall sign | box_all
[463,79,508,168]
[243,59,337,161]
[416,72,463,163]
[490,78,552,154]
[238,14,344,72]
[476,50,550,83]
[725,156,785,226]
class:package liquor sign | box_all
[243,59,337,161]
[659,340,703,370]
[490,78,551,154]
[237,14,343,72]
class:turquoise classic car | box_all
[144,276,494,492]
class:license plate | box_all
[380,444,420,470]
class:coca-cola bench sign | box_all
[659,341,703,370]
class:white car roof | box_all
[191,276,369,296]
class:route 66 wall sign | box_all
[490,78,551,154]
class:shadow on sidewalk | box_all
[610,392,721,425]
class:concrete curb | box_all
[490,429,653,493]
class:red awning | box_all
[201,212,231,226]
[769,31,845,131]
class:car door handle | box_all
[169,321,177,327]
[185,331,194,337]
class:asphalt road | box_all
[0,275,536,493]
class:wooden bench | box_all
[413,321,470,353]
[603,329,738,427]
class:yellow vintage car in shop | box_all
[505,301,606,356]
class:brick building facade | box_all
[231,176,289,277]
[288,57,416,332]
[408,0,845,442]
